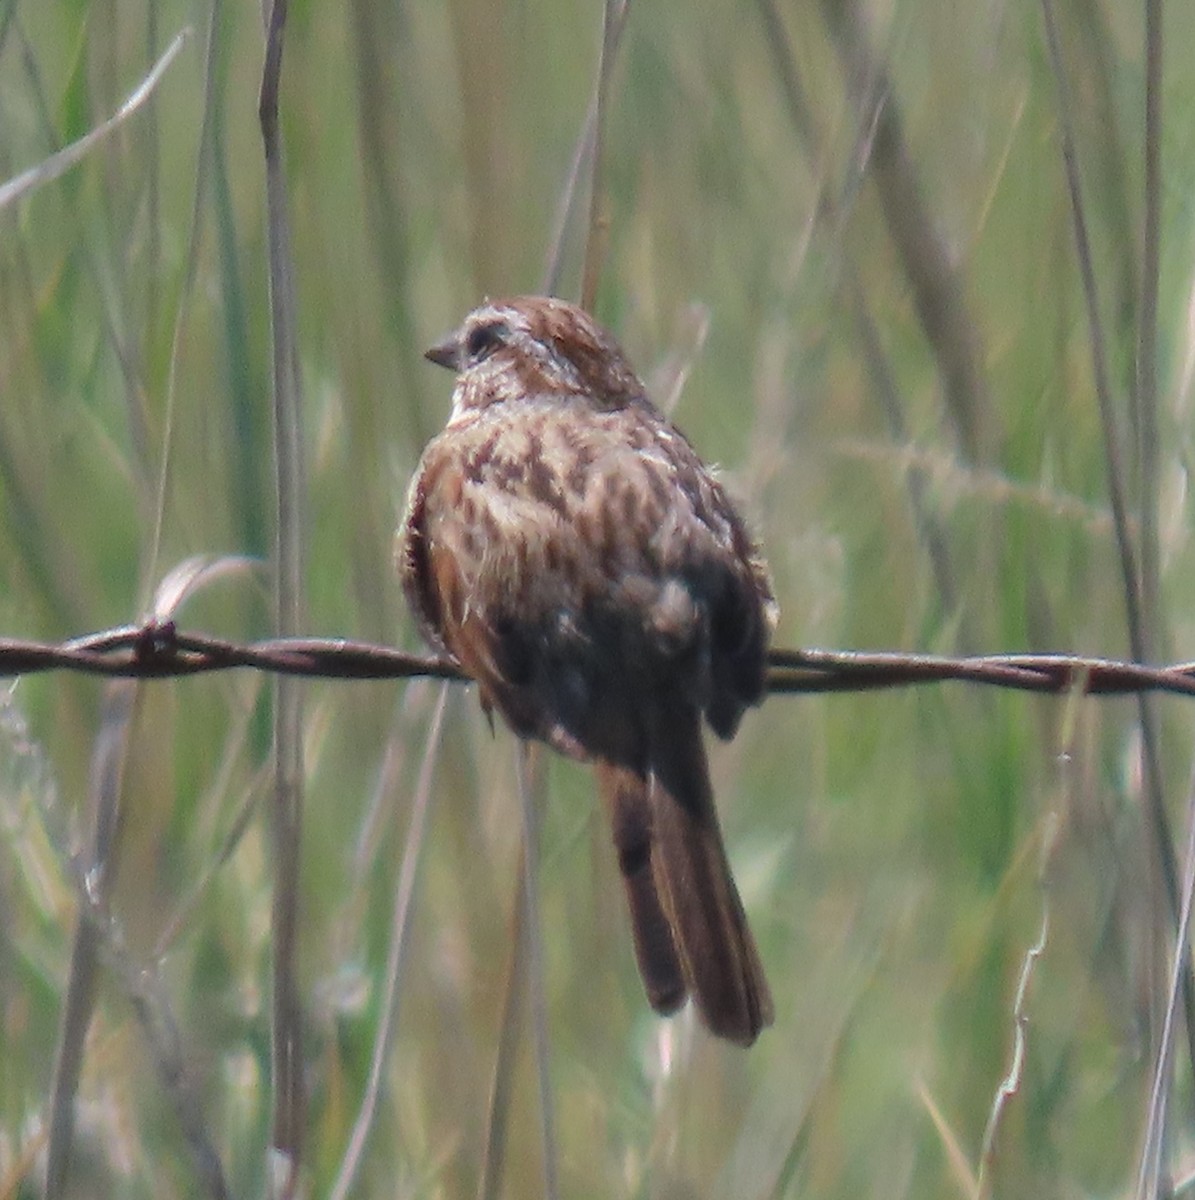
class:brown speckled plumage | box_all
[398,295,776,1045]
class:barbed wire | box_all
[4,621,1195,698]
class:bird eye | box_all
[465,321,506,364]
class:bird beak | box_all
[424,334,460,371]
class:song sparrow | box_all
[398,295,776,1045]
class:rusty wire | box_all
[4,621,1195,698]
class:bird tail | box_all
[596,705,772,1046]
[595,758,688,1016]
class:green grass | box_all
[2,0,1194,1196]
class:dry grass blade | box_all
[97,899,230,1200]
[917,1079,978,1198]
[48,815,232,1200]
[540,109,594,300]
[1039,0,1195,1082]
[259,0,307,1190]
[1137,0,1163,639]
[477,853,530,1200]
[330,685,448,1200]
[1136,764,1195,1200]
[515,743,559,1200]
[44,675,229,1200]
[1036,0,1140,674]
[43,682,126,1200]
[0,1123,47,1200]
[974,873,1051,1198]
[148,555,260,624]
[43,554,252,1199]
[0,28,190,212]
[578,0,629,311]
[147,5,229,598]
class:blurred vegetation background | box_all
[3,0,1195,1196]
